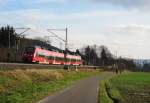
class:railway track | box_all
[0,62,100,70]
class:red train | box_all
[22,46,82,65]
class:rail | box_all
[0,62,101,70]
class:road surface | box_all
[38,72,112,103]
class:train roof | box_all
[27,45,80,56]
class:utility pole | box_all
[65,28,68,69]
[65,28,68,50]
[15,28,30,51]
[7,29,11,62]
[8,30,10,49]
[14,28,30,61]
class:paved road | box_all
[38,72,112,103]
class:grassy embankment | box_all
[99,72,150,103]
[0,69,101,103]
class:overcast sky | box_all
[0,0,150,59]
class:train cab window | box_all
[25,47,35,53]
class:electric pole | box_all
[15,28,30,51]
[65,28,68,51]
[14,28,30,61]
[8,30,10,49]
[8,30,11,62]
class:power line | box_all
[47,28,68,50]
[15,28,31,37]
[47,29,66,42]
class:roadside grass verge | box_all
[98,80,113,103]
[99,79,123,103]
[0,69,101,103]
[109,72,150,103]
[105,81,124,103]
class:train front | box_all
[22,47,36,63]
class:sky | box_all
[0,0,150,59]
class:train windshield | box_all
[24,47,35,54]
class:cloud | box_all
[93,0,150,10]
[113,24,150,35]
[1,8,150,58]
[106,24,150,58]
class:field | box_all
[104,72,150,103]
[0,69,101,103]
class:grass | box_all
[0,69,101,103]
[98,80,113,103]
[105,81,124,103]
[109,72,150,103]
[99,80,123,103]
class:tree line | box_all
[0,25,18,48]
[76,45,136,70]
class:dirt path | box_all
[38,72,113,103]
